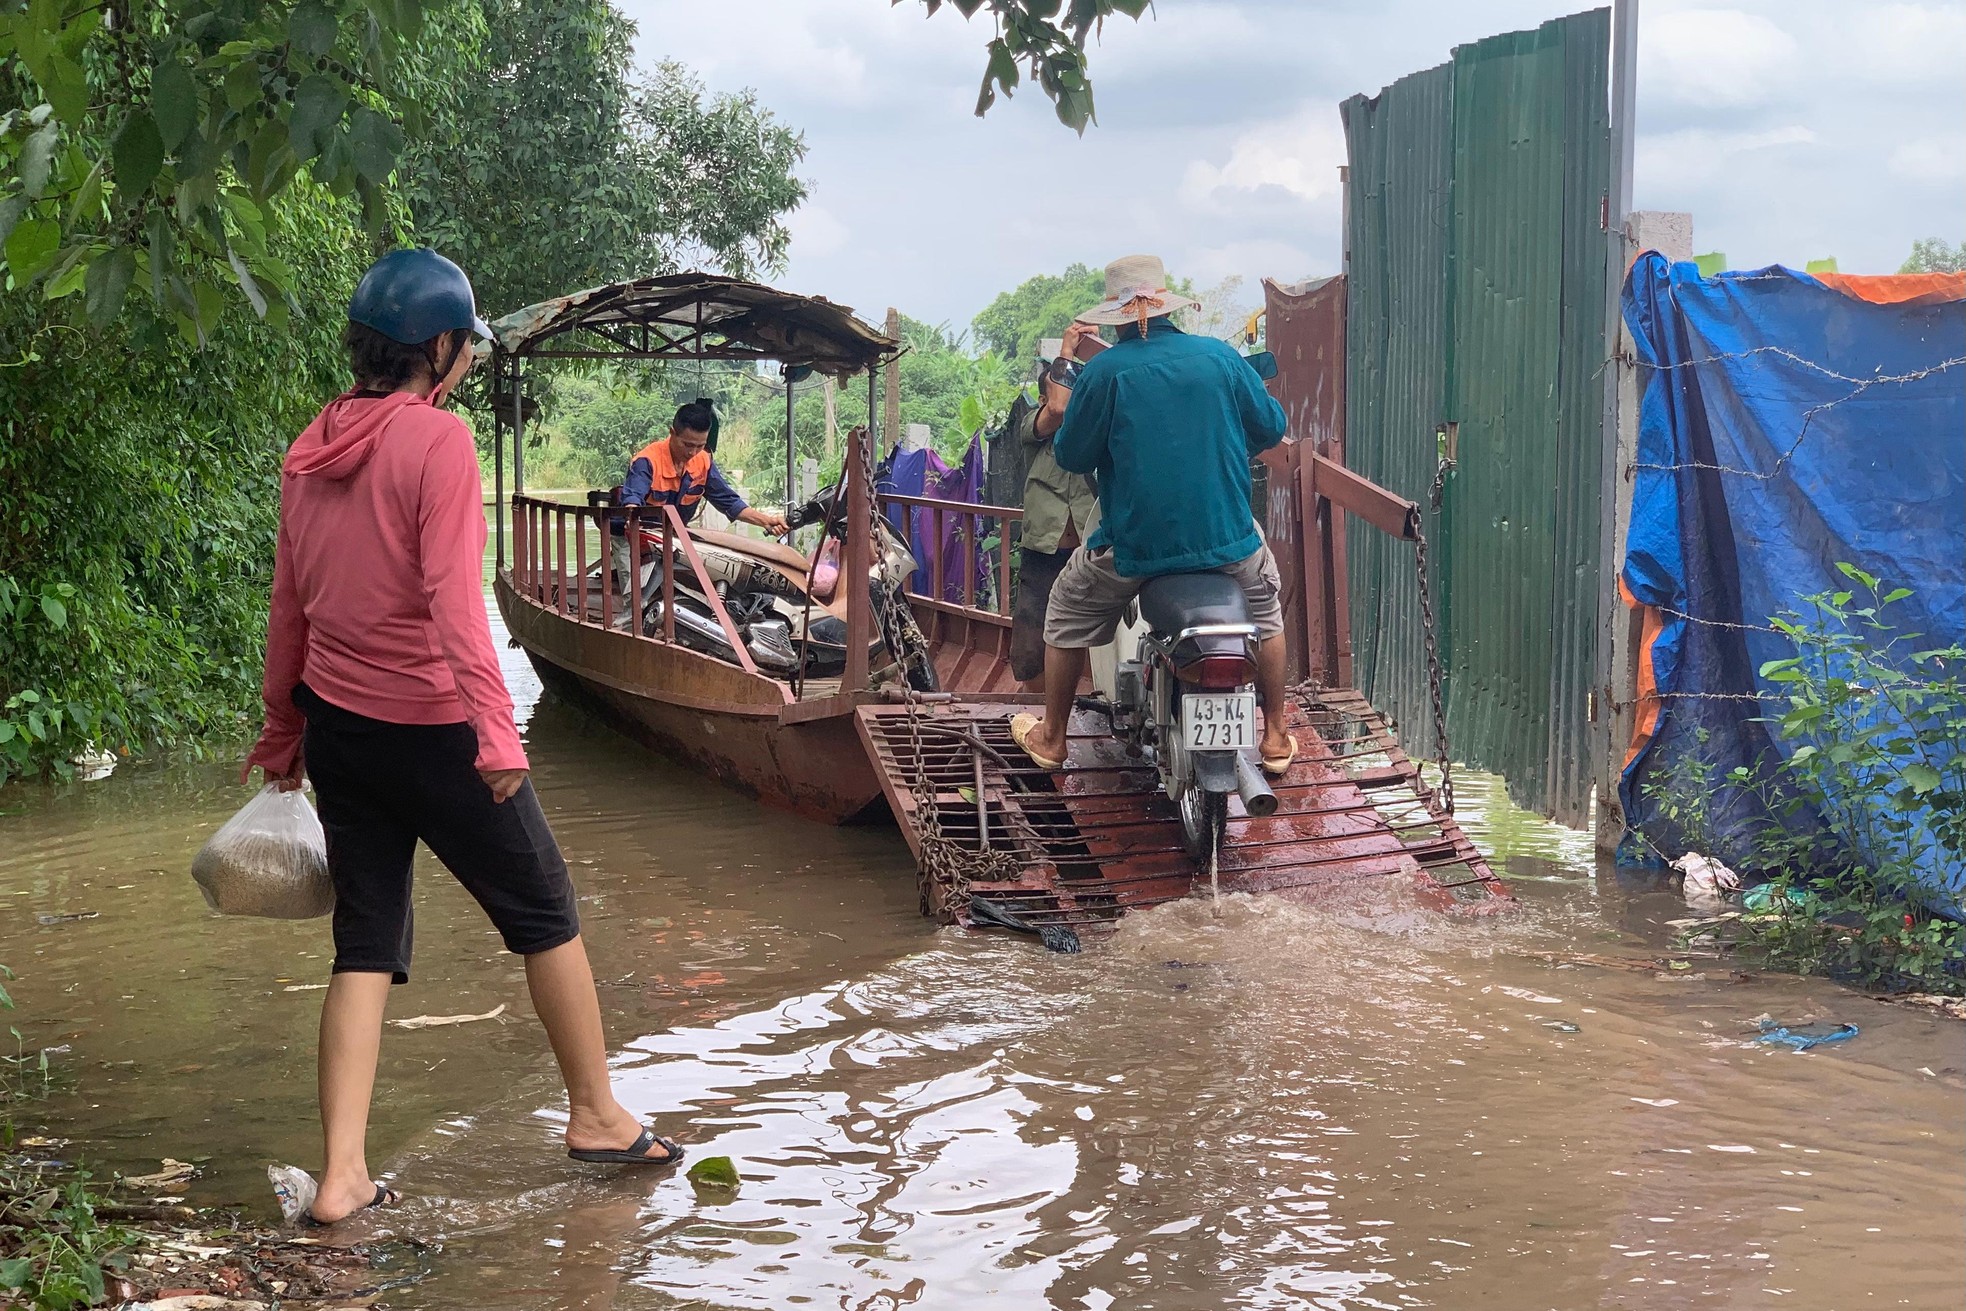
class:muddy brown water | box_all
[3,614,1962,1310]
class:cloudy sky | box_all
[619,0,1966,333]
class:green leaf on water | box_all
[686,1155,740,1189]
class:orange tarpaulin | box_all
[1812,271,1966,307]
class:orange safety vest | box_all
[630,439,714,515]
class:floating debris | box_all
[687,1155,742,1190]
[388,1003,507,1030]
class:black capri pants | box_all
[297,684,579,984]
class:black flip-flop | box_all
[300,1182,400,1228]
[567,1126,686,1168]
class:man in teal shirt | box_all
[1012,255,1293,773]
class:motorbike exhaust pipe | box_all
[1234,751,1280,819]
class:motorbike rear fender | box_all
[1191,750,1239,794]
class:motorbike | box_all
[1063,344,1283,873]
[1091,575,1280,872]
[595,483,941,693]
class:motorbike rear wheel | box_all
[1178,782,1228,868]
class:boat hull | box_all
[496,574,886,824]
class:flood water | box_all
[2,609,1962,1310]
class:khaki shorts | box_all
[1043,541,1285,649]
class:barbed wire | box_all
[1627,351,1964,481]
[1652,605,1785,635]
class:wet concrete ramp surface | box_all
[857,686,1508,937]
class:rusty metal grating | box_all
[856,687,1507,941]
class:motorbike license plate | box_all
[1181,691,1256,752]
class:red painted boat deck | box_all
[855,685,1508,941]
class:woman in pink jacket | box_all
[247,249,681,1226]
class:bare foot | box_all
[308,1173,398,1225]
[566,1105,681,1163]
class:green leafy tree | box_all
[1899,237,1966,274]
[402,1,806,316]
[549,365,681,488]
[1,0,432,340]
[0,183,370,783]
[969,262,1104,365]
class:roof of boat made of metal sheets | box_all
[487,273,898,376]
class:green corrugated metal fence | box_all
[1342,8,1610,827]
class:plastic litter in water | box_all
[1754,1020,1858,1052]
[268,1163,318,1224]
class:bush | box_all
[0,187,369,784]
[1659,567,1965,993]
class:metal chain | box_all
[857,426,1018,922]
[1415,458,1455,816]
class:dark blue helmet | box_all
[347,248,492,345]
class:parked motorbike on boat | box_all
[598,483,941,693]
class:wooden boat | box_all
[489,273,1509,939]
[488,274,1021,823]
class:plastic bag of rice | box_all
[190,784,334,919]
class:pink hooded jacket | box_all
[245,391,526,778]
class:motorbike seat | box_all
[1137,572,1251,636]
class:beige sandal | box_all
[1260,734,1298,777]
[1010,713,1067,770]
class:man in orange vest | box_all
[623,400,788,533]
[611,401,789,603]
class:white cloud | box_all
[1186,239,1325,289]
[1637,125,1817,191]
[1889,137,1966,186]
[785,203,850,259]
[1848,2,1966,85]
[613,0,1964,319]
[1642,8,1799,109]
[1181,106,1346,214]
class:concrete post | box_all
[1596,210,1695,852]
[1593,0,1640,852]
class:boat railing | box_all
[878,492,1022,636]
[508,492,762,677]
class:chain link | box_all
[857,424,1019,922]
[1415,458,1454,816]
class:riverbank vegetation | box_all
[1653,571,1966,996]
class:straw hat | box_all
[1073,254,1204,328]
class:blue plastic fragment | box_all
[1754,1020,1858,1051]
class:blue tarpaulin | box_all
[1617,255,1965,914]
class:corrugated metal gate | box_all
[1341,8,1611,826]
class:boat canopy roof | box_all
[486,273,897,377]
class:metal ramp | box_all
[855,686,1508,941]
